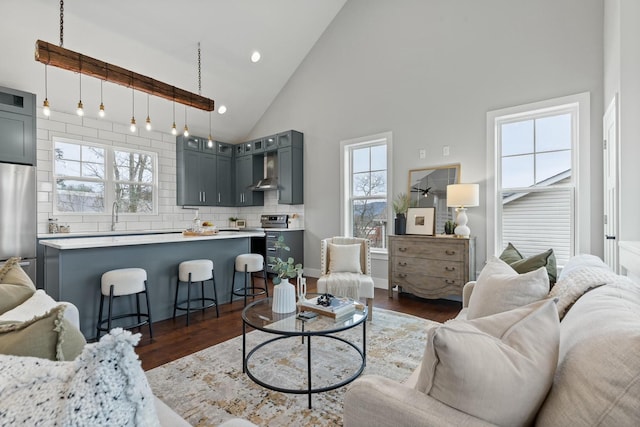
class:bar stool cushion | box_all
[235,254,264,273]
[101,268,147,296]
[179,260,213,282]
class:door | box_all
[603,95,618,272]
[216,155,232,206]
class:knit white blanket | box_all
[324,272,362,300]
[0,328,160,427]
[549,266,635,319]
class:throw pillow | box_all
[415,299,560,427]
[499,243,558,284]
[0,289,58,322]
[0,328,160,426]
[467,256,549,319]
[0,283,34,315]
[0,305,86,361]
[0,257,36,290]
[328,243,362,274]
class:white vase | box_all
[272,279,297,313]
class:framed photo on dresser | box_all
[406,207,435,235]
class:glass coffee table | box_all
[241,295,368,409]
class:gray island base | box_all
[41,231,264,339]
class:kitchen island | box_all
[41,231,265,339]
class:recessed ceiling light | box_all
[250,51,261,63]
[218,105,227,114]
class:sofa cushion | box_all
[0,305,86,361]
[467,256,549,319]
[0,284,34,315]
[500,243,557,284]
[0,328,160,426]
[535,275,640,426]
[328,243,362,274]
[0,257,36,290]
[0,289,58,322]
[415,299,560,427]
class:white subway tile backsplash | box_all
[36,114,304,234]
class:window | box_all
[487,93,591,266]
[54,138,157,214]
[340,132,392,252]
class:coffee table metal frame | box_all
[241,296,367,409]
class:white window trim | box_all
[52,136,159,215]
[340,131,393,258]
[486,92,590,260]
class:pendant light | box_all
[76,71,84,116]
[207,111,214,148]
[42,64,51,116]
[145,94,151,131]
[98,80,105,117]
[171,95,177,135]
[130,88,136,133]
[183,106,189,137]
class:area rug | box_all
[146,308,438,426]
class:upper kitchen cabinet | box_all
[263,135,277,152]
[176,135,234,207]
[0,86,36,165]
[277,130,303,205]
[235,154,264,206]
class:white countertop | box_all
[39,230,265,250]
[38,227,304,239]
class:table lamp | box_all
[446,183,479,238]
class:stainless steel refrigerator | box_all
[0,162,36,283]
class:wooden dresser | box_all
[388,235,476,299]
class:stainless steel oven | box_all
[259,214,288,274]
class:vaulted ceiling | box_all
[8,1,346,142]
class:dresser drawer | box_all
[392,274,465,299]
[393,256,463,280]
[391,240,464,262]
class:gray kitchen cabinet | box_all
[177,135,234,206]
[0,86,36,165]
[264,135,277,151]
[216,155,233,206]
[235,154,264,206]
[277,130,303,205]
[265,230,304,275]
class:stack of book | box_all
[299,296,356,319]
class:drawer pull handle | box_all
[445,266,455,271]
[398,273,407,278]
[398,261,407,266]
[445,279,456,284]
[445,250,456,255]
[398,247,407,252]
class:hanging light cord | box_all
[59,0,64,47]
[44,64,48,97]
[198,42,202,96]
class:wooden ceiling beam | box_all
[34,39,214,112]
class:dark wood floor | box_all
[135,277,461,371]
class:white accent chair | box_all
[317,237,375,321]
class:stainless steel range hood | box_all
[251,151,278,191]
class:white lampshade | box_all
[447,184,479,208]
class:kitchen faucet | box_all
[111,201,119,231]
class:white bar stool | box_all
[230,253,268,306]
[173,259,219,326]
[97,268,153,339]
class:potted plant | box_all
[392,192,410,235]
[269,236,303,313]
[228,217,238,227]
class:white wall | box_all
[247,0,605,280]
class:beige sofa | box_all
[344,254,640,426]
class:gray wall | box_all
[248,0,605,278]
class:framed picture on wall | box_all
[406,207,436,235]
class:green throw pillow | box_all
[0,284,35,315]
[499,243,557,284]
[0,257,36,290]
[0,305,86,361]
